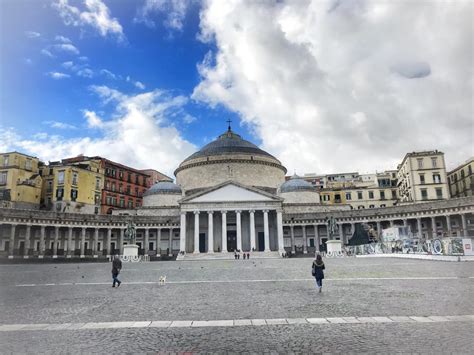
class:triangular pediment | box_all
[181,181,281,203]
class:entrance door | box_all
[320,238,327,252]
[258,232,265,251]
[19,241,25,255]
[227,231,236,252]
[199,233,206,252]
[309,238,315,247]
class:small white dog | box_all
[159,275,166,285]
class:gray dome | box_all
[280,175,314,193]
[144,181,181,196]
[181,128,280,163]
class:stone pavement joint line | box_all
[0,315,472,332]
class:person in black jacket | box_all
[112,255,122,288]
[312,254,325,293]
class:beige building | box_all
[0,152,43,209]
[40,159,104,214]
[448,157,474,198]
[397,151,448,203]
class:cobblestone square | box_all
[1,257,473,353]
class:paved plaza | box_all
[1,257,473,354]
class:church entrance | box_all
[199,233,206,252]
[227,231,237,251]
[257,232,265,251]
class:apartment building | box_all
[448,157,474,198]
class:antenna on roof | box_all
[226,119,232,131]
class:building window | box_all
[111,183,116,192]
[72,172,78,186]
[128,200,134,208]
[119,184,123,193]
[357,191,363,200]
[421,189,428,200]
[58,171,65,185]
[127,185,131,195]
[433,174,441,184]
[419,174,425,184]
[111,169,116,178]
[47,180,53,193]
[3,155,9,167]
[119,171,123,179]
[391,190,397,199]
[380,191,385,200]
[26,159,32,170]
[96,178,101,190]
[436,188,443,199]
[0,172,7,185]
[431,157,437,168]
[380,204,386,208]
[135,187,139,197]
[461,170,465,178]
[71,189,78,201]
[56,188,64,201]
[369,205,375,208]
[120,197,125,207]
[95,194,100,204]
[417,158,423,169]
[469,165,472,175]
[345,192,351,200]
[369,191,374,199]
[106,196,112,205]
[357,205,365,209]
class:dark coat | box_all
[112,258,122,275]
[312,261,325,280]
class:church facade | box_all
[0,128,473,259]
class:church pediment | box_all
[181,181,281,203]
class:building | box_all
[39,158,103,214]
[140,169,173,188]
[397,151,449,203]
[319,185,398,209]
[1,129,473,259]
[0,152,42,209]
[448,157,474,198]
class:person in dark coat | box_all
[112,255,122,287]
[312,254,325,293]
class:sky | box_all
[0,0,472,179]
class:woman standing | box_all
[312,254,325,293]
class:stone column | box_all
[157,228,162,254]
[208,211,214,253]
[221,211,227,252]
[376,221,381,240]
[67,227,73,258]
[8,224,16,259]
[236,210,242,251]
[431,216,437,238]
[416,218,422,238]
[390,220,394,227]
[80,227,86,258]
[194,211,200,253]
[403,219,407,227]
[168,228,173,256]
[263,210,270,252]
[39,226,46,258]
[24,224,31,258]
[106,228,112,258]
[119,228,124,255]
[93,228,99,258]
[180,212,186,253]
[445,215,452,237]
[302,225,307,254]
[249,209,256,251]
[277,210,284,253]
[461,214,468,236]
[144,228,150,255]
[350,223,355,236]
[314,224,320,252]
[53,226,59,258]
[338,223,344,242]
[290,225,295,253]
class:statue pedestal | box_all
[326,240,342,253]
[123,244,139,257]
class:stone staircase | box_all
[176,251,282,261]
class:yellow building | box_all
[448,157,474,198]
[40,159,104,214]
[0,152,43,209]
[320,186,398,209]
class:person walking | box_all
[112,255,122,288]
[312,254,325,293]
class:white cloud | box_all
[77,68,94,78]
[52,43,80,55]
[193,0,474,174]
[24,58,33,65]
[78,56,89,61]
[43,121,77,129]
[62,61,74,69]
[100,69,118,79]
[25,31,41,38]
[55,35,72,43]
[135,0,189,31]
[2,87,196,176]
[134,81,146,90]
[53,0,125,42]
[183,113,196,124]
[46,71,71,79]
[41,49,55,58]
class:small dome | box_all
[280,174,314,193]
[144,181,181,196]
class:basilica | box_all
[0,127,473,260]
